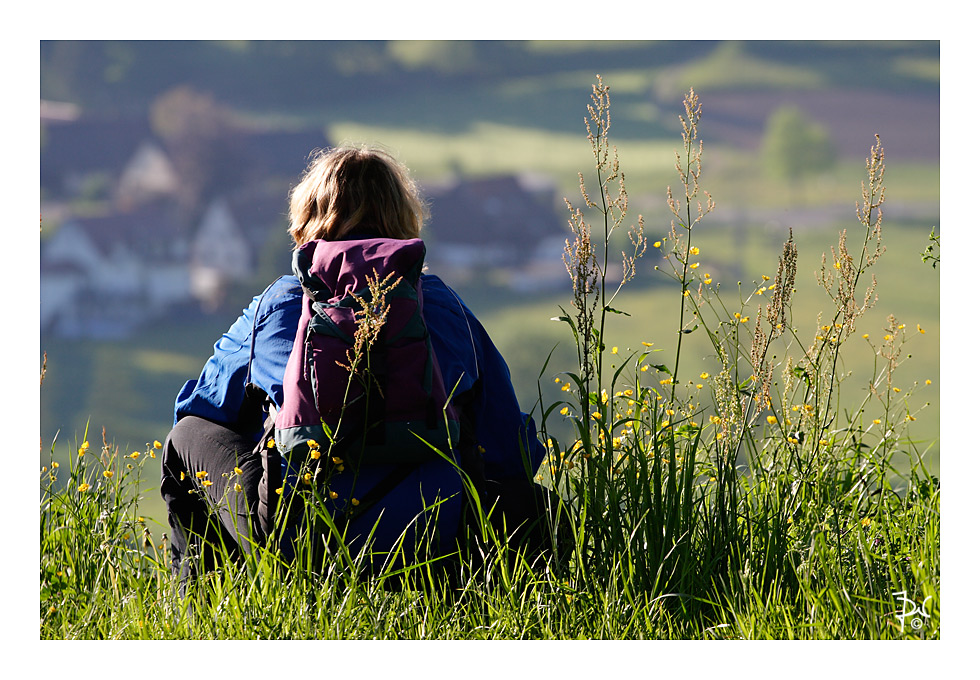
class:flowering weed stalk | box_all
[537,76,938,638]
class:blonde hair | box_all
[287,145,428,247]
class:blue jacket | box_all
[173,271,545,553]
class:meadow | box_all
[39,75,939,640]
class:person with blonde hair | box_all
[161,146,548,585]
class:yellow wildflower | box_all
[276,487,283,495]
[202,480,213,488]
[611,346,618,355]
[640,365,649,372]
[861,517,871,527]
[560,406,569,416]
[562,382,571,392]
[77,483,91,493]
[233,466,243,476]
[917,324,926,334]
[767,415,778,425]
[689,246,700,255]
[195,470,208,479]
[267,439,276,448]
[690,262,700,269]
[78,441,89,457]
[310,448,321,460]
[873,419,882,425]
[129,451,140,460]
[234,483,243,493]
[926,379,932,385]
[329,490,339,499]
[154,440,163,449]
[351,498,360,507]
[653,241,662,248]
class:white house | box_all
[40,206,193,338]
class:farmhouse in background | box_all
[423,174,568,290]
[40,104,322,337]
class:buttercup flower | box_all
[77,483,91,493]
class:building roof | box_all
[57,202,191,262]
[41,116,155,186]
[424,175,565,256]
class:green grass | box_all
[39,69,939,641]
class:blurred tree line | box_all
[40,40,938,116]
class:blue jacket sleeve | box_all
[173,276,303,428]
[421,275,546,481]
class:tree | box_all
[761,105,837,198]
[149,86,245,219]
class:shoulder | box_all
[257,275,303,314]
[420,274,474,318]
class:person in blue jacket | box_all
[161,145,548,583]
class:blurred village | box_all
[40,87,569,340]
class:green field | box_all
[40,41,940,641]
